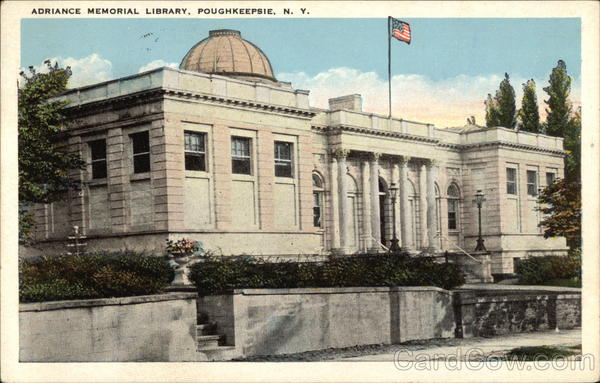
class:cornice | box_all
[311,125,439,144]
[312,126,565,156]
[163,89,315,118]
[62,87,316,119]
[461,140,565,156]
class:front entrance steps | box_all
[195,314,239,361]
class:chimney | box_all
[328,94,362,112]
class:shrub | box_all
[515,255,581,285]
[19,251,174,303]
[189,253,465,294]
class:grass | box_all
[504,345,580,361]
[542,277,581,288]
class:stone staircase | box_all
[443,251,493,283]
[195,313,238,361]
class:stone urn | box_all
[168,254,198,286]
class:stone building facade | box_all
[31,30,568,274]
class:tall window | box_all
[312,172,324,227]
[131,131,150,173]
[447,183,460,230]
[506,168,517,195]
[88,139,107,179]
[274,141,293,177]
[231,136,251,175]
[527,170,538,196]
[184,131,206,171]
[546,172,556,186]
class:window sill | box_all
[185,170,211,179]
[232,174,255,181]
[130,173,151,182]
[275,177,296,184]
[86,179,108,187]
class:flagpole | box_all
[388,16,392,118]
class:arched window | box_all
[312,172,325,228]
[447,183,461,230]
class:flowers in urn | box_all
[165,238,204,286]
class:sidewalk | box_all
[339,328,581,362]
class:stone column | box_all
[329,156,340,251]
[336,149,351,253]
[369,152,382,252]
[361,159,372,251]
[426,160,439,253]
[419,163,428,249]
[391,162,401,246]
[399,157,414,251]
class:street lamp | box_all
[388,182,401,253]
[473,189,487,252]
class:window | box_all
[447,184,460,230]
[131,131,150,174]
[506,168,517,195]
[231,136,251,175]
[312,173,324,227]
[88,139,107,179]
[546,172,556,186]
[274,141,293,177]
[184,131,206,171]
[527,170,538,196]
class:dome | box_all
[180,29,277,83]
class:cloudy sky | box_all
[21,18,581,128]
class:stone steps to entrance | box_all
[196,322,217,336]
[196,334,222,350]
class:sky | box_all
[21,18,581,128]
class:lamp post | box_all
[388,182,401,253]
[473,189,487,252]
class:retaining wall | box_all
[453,287,581,338]
[20,292,198,362]
[197,286,456,357]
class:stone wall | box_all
[197,286,456,357]
[20,293,198,362]
[453,288,581,338]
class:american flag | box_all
[391,18,411,44]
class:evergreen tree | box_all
[563,106,581,182]
[484,93,500,127]
[495,73,517,128]
[544,60,572,137]
[18,61,85,241]
[518,79,541,133]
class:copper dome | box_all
[180,29,276,83]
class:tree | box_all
[18,61,84,242]
[538,178,581,250]
[563,106,581,181]
[495,73,517,128]
[518,79,541,133]
[484,93,500,127]
[484,73,516,128]
[544,60,572,137]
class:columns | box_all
[328,156,340,251]
[419,163,428,248]
[426,160,439,252]
[399,156,414,251]
[335,149,351,253]
[361,160,372,251]
[369,152,382,252]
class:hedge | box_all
[515,255,581,286]
[189,253,465,294]
[19,251,174,303]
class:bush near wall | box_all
[189,254,465,294]
[19,251,175,302]
[515,255,581,286]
